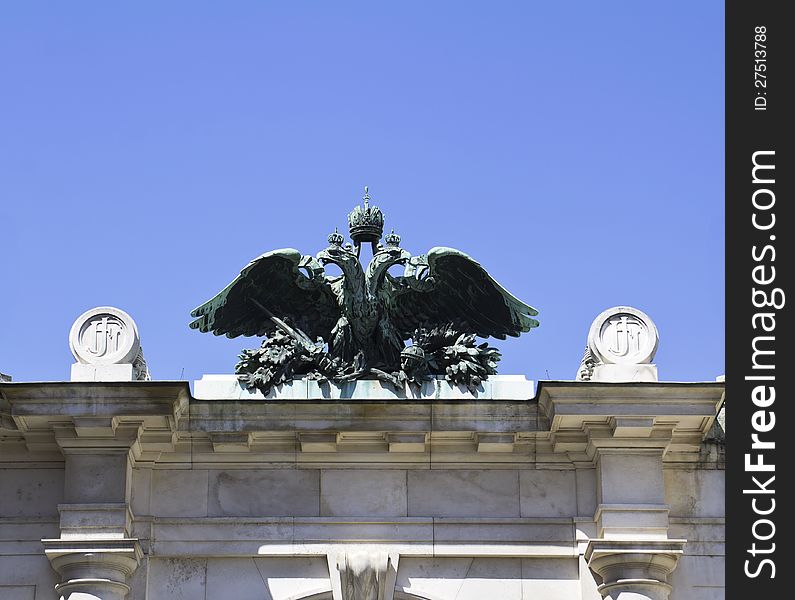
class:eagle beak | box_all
[318,245,349,266]
[390,247,412,264]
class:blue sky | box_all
[0,2,724,385]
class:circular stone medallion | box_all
[587,306,658,365]
[69,306,141,365]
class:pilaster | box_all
[47,419,143,598]
[2,381,188,600]
[539,381,722,600]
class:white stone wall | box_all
[0,465,723,599]
[666,465,726,600]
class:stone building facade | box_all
[0,374,724,600]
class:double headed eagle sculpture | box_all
[190,188,539,393]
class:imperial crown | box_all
[347,186,384,244]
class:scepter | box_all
[249,298,319,354]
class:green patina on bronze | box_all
[190,188,539,394]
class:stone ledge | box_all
[0,381,190,419]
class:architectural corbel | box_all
[328,550,400,600]
[43,538,142,600]
[585,539,686,600]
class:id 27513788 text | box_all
[754,26,767,111]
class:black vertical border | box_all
[726,1,791,597]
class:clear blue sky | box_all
[0,1,724,385]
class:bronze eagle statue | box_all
[190,188,538,393]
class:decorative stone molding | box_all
[0,380,722,470]
[539,382,723,466]
[386,433,427,453]
[585,539,686,600]
[577,307,659,382]
[69,306,150,381]
[576,345,599,382]
[43,538,142,600]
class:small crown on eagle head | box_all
[348,186,384,244]
[327,227,345,247]
[384,229,401,247]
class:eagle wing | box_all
[387,247,539,340]
[189,248,339,340]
